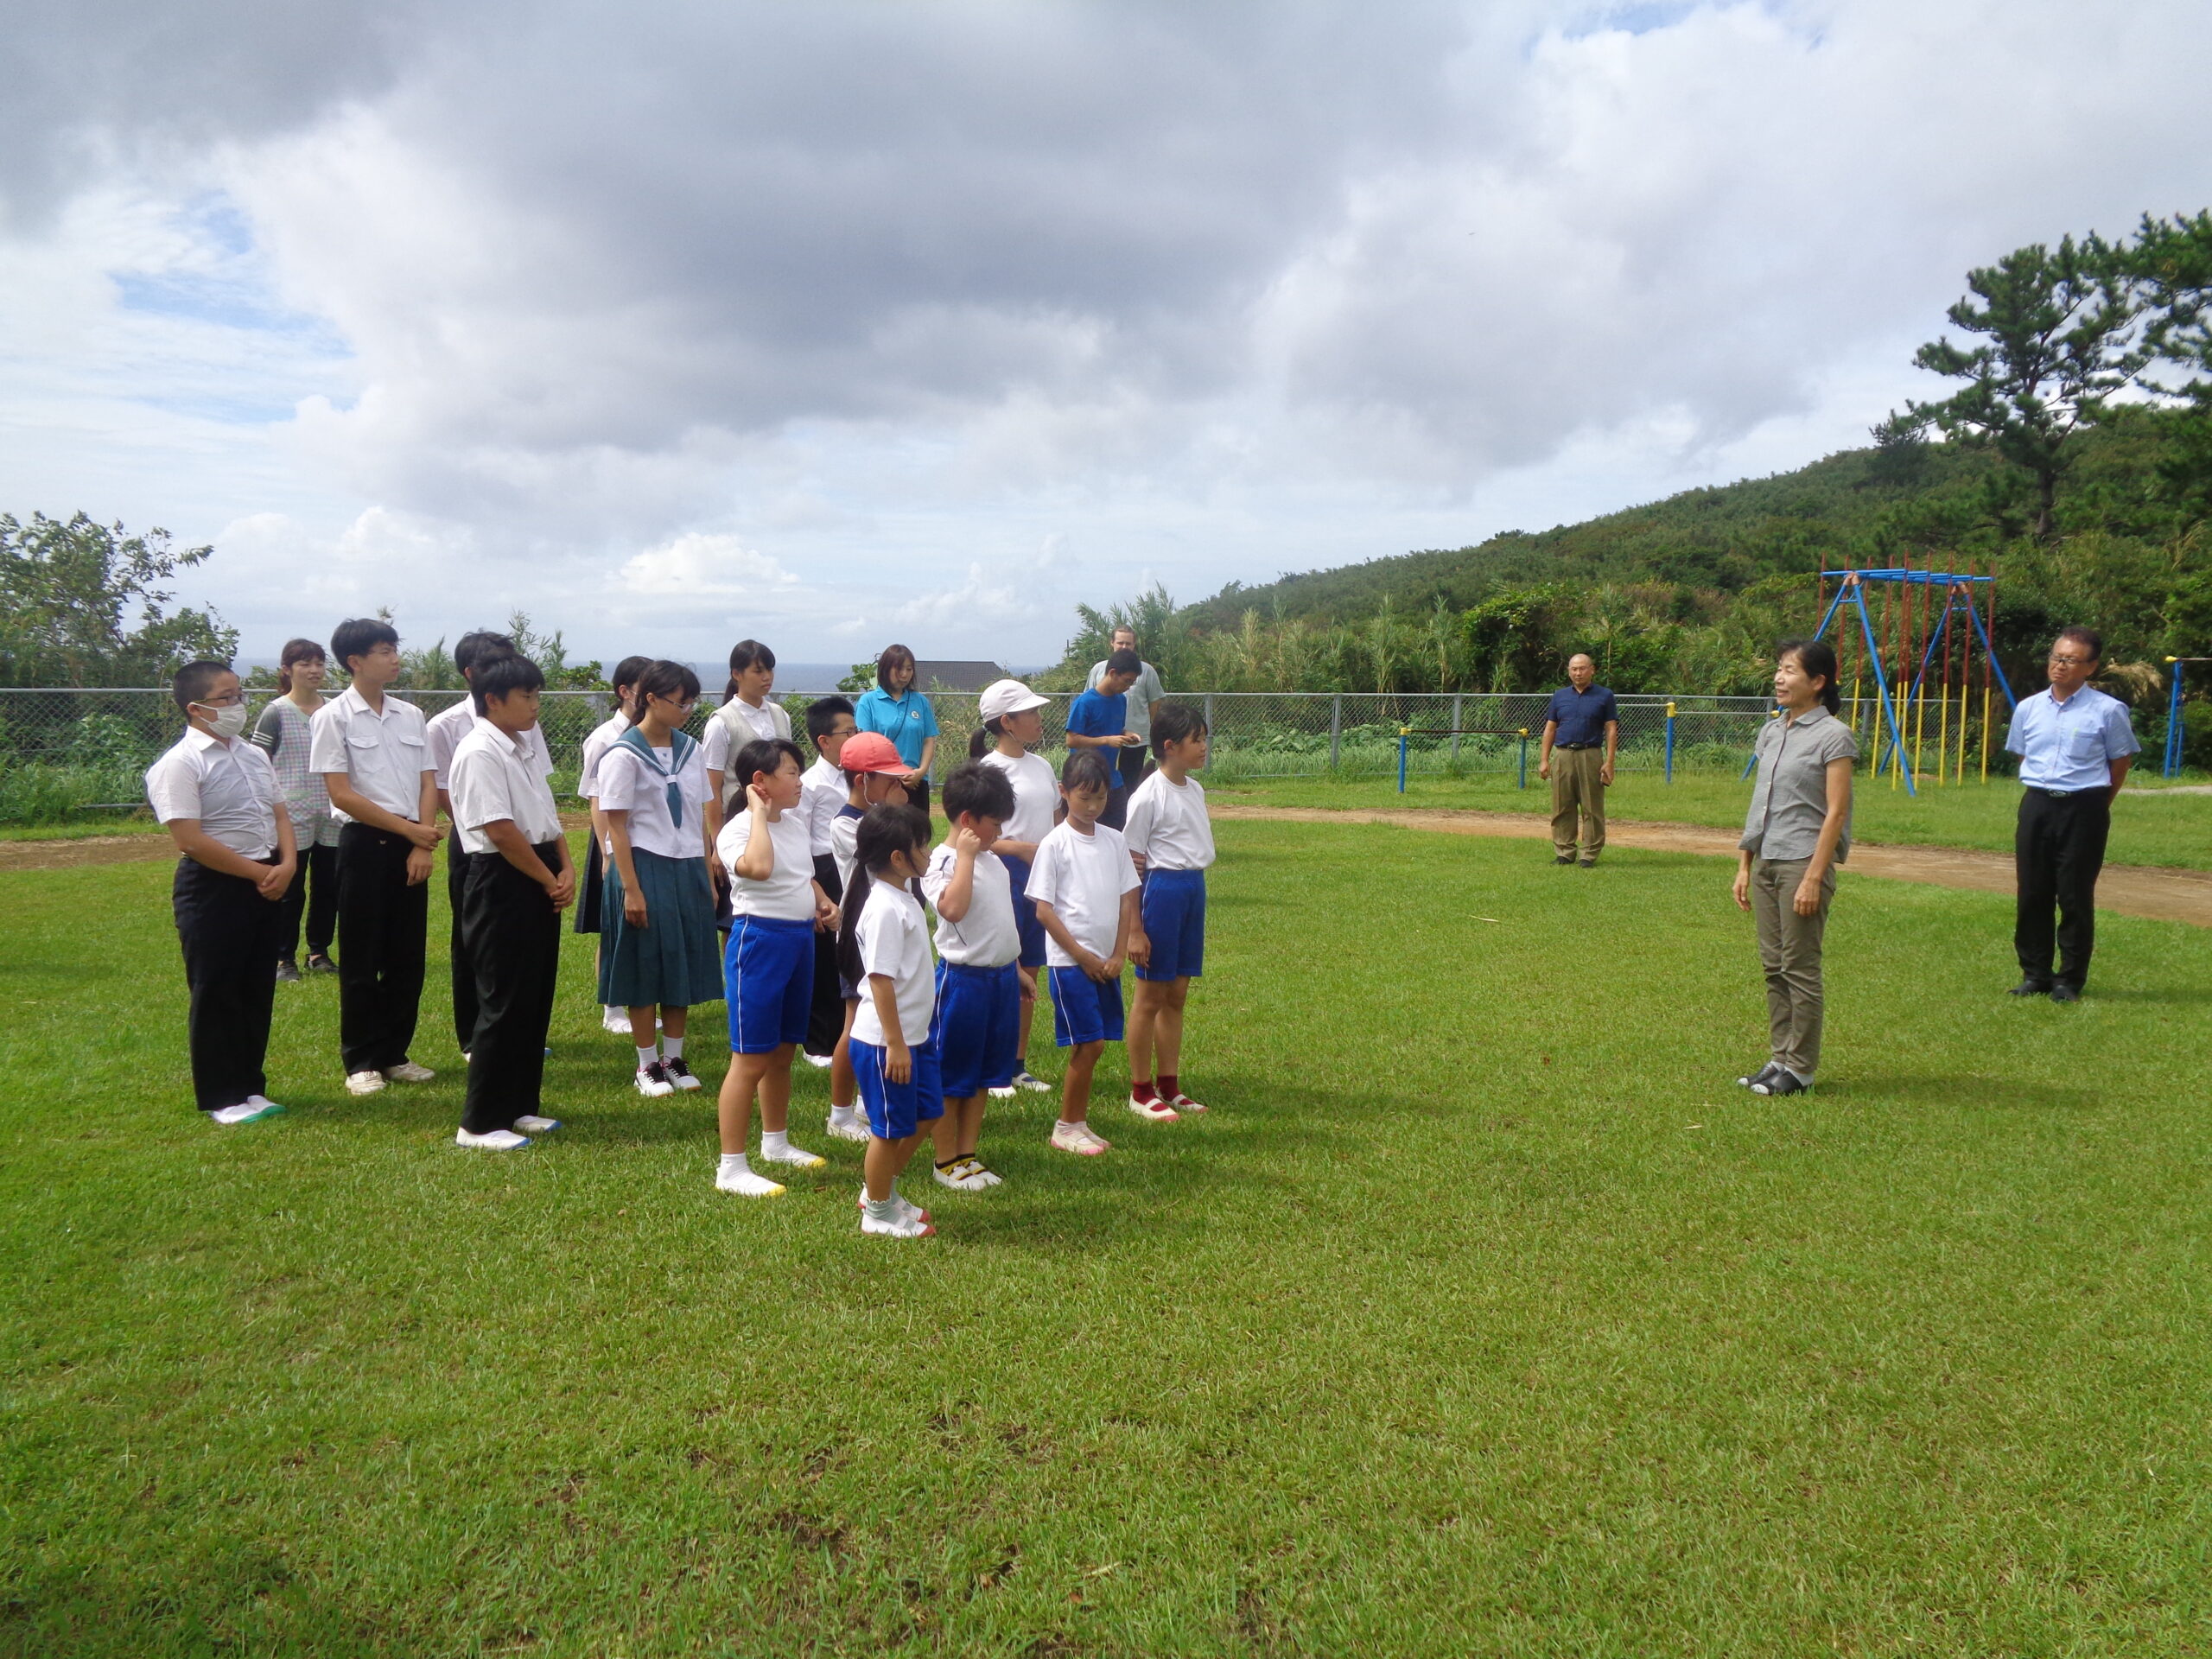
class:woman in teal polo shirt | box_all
[853,643,939,816]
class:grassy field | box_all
[3,823,2209,1656]
[1210,770,2212,871]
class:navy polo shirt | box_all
[1545,683,1618,747]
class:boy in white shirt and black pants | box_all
[146,661,297,1124]
[309,617,444,1097]
[448,656,575,1149]
[1123,702,1216,1118]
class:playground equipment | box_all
[1745,560,2018,798]
[2167,657,2211,779]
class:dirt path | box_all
[0,813,601,874]
[1210,804,2212,929]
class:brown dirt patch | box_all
[1209,804,2212,929]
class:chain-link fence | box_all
[0,685,1809,823]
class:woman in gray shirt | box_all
[1732,638,1857,1097]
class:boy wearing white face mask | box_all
[145,661,297,1124]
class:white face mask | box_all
[198,702,249,740]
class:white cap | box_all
[978,678,1050,722]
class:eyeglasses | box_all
[2047,655,2094,667]
[655,696,698,715]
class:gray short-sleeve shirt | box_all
[1740,707,1859,863]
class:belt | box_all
[1556,742,1602,750]
[2025,785,2104,801]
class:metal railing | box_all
[0,686,1812,823]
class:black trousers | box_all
[2015,788,2111,991]
[276,839,338,963]
[336,823,430,1074]
[448,848,479,1053]
[805,852,845,1057]
[172,856,282,1111]
[1116,745,1152,792]
[460,846,563,1134]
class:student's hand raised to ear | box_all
[948,823,984,859]
[745,781,774,818]
[404,847,435,886]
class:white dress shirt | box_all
[429,696,552,791]
[308,685,433,823]
[799,754,845,857]
[145,728,283,858]
[596,736,711,861]
[577,712,632,801]
[448,718,567,854]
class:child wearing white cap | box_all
[972,678,1061,1096]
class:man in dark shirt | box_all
[1538,653,1619,867]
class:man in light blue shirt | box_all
[2004,627,2139,1001]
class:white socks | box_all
[715,1151,785,1197]
[720,1152,747,1177]
[761,1129,790,1157]
[636,1044,659,1071]
[863,1195,899,1223]
[829,1103,861,1128]
[663,1035,684,1060]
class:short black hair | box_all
[173,659,233,713]
[633,659,701,709]
[876,643,917,690]
[940,760,1015,825]
[610,654,654,696]
[1103,648,1141,677]
[734,736,805,788]
[1150,700,1206,757]
[805,696,855,752]
[330,617,398,672]
[472,654,544,715]
[454,630,518,678]
[1060,749,1116,795]
[2055,626,2104,664]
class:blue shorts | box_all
[932,960,1021,1097]
[724,914,814,1054]
[852,1035,944,1140]
[1136,868,1206,982]
[1048,965,1125,1047]
[1001,854,1047,970]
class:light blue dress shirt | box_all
[2005,685,2139,791]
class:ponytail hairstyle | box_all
[722,639,776,705]
[276,637,325,693]
[969,725,992,760]
[836,803,933,986]
[609,654,654,717]
[632,658,702,721]
[1060,747,1116,797]
[1777,638,1842,717]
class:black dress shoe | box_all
[1751,1069,1809,1096]
[2049,983,2081,1003]
[1554,854,1573,866]
[2007,981,2050,997]
[1737,1062,1780,1089]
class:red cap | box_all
[839,732,909,775]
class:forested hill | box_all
[1183,439,2026,632]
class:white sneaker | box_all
[601,1006,632,1034]
[714,1166,785,1198]
[634,1062,675,1098]
[987,1084,1016,1099]
[756,1139,826,1169]
[512,1115,562,1134]
[455,1128,530,1150]
[384,1060,436,1084]
[1050,1120,1110,1156]
[855,1185,931,1224]
[802,1051,833,1069]
[1011,1070,1052,1093]
[210,1099,286,1126]
[823,1111,871,1142]
[345,1069,387,1096]
[964,1161,1004,1188]
[932,1158,986,1190]
[1128,1094,1181,1122]
[1165,1091,1208,1115]
[859,1204,934,1239]
[661,1057,702,1091]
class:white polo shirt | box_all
[977,748,1058,849]
[308,685,432,823]
[717,805,817,921]
[1026,820,1139,965]
[145,728,282,858]
[922,843,1020,967]
[597,736,711,861]
[851,880,936,1048]
[429,696,552,792]
[1123,771,1215,872]
[448,718,566,854]
[577,712,632,801]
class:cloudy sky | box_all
[4,1,2209,670]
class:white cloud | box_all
[615,533,800,600]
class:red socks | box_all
[1131,1077,1160,1104]
[1160,1073,1179,1102]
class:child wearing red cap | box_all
[823,731,914,1141]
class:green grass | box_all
[1211,770,2212,871]
[4,825,2210,1655]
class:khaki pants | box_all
[1750,856,1834,1080]
[1549,746,1607,860]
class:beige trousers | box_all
[1549,746,1607,859]
[1750,856,1835,1080]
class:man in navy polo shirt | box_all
[1537,653,1619,868]
[2005,626,2139,1002]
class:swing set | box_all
[1746,559,2019,797]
